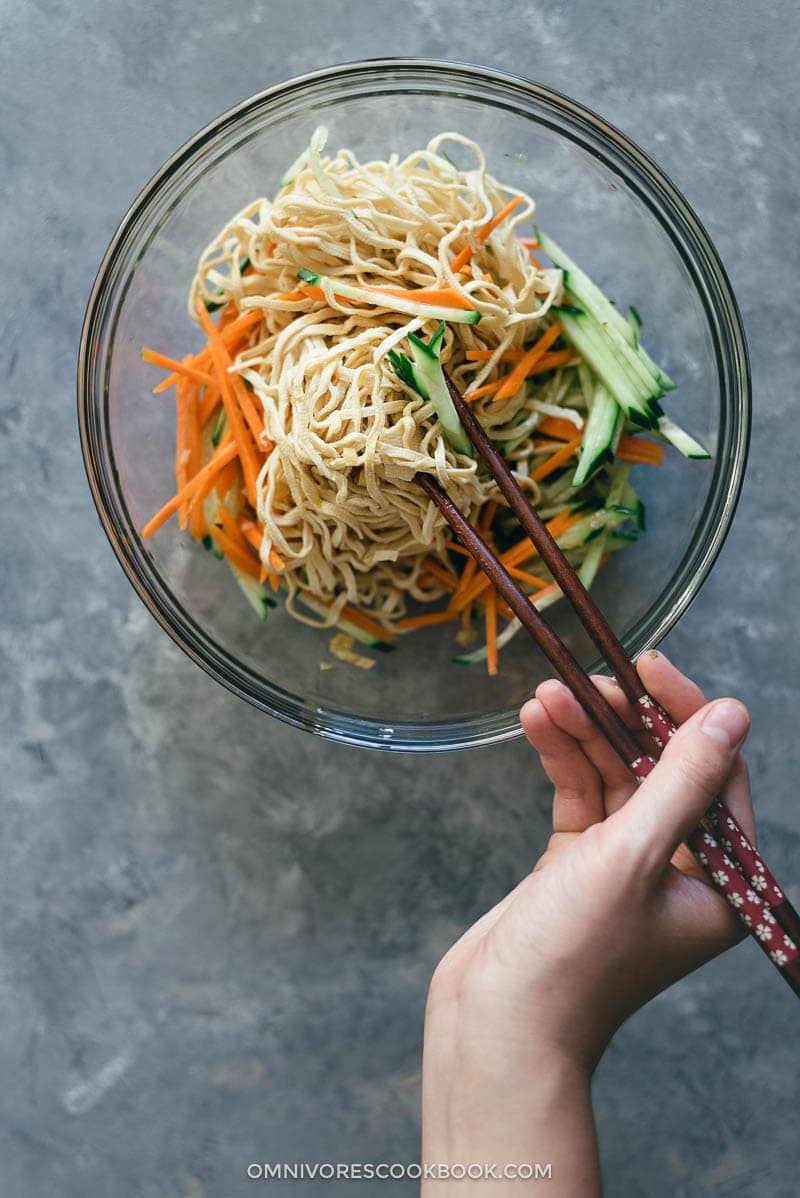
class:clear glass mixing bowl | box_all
[78,60,749,751]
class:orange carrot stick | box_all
[367,285,476,311]
[449,509,576,613]
[142,438,238,538]
[210,526,262,578]
[463,349,576,402]
[536,415,584,441]
[216,507,255,555]
[450,196,525,273]
[420,559,460,589]
[485,588,498,677]
[142,348,214,389]
[465,347,577,367]
[196,301,263,509]
[507,566,550,589]
[198,383,221,429]
[394,610,458,632]
[616,435,665,465]
[493,322,562,402]
[477,196,524,244]
[152,310,263,393]
[241,519,285,572]
[530,435,583,482]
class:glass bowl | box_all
[78,60,749,752]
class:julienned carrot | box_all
[463,349,574,402]
[368,285,477,311]
[465,347,577,368]
[240,518,285,572]
[214,454,241,500]
[198,382,221,428]
[152,309,262,393]
[616,435,665,465]
[232,378,271,450]
[420,559,459,589]
[536,415,584,441]
[478,196,524,244]
[143,349,214,390]
[451,196,525,273]
[308,592,395,642]
[141,438,238,538]
[493,322,562,402]
[485,588,498,677]
[196,300,263,509]
[449,509,576,613]
[298,281,477,312]
[239,519,263,554]
[394,610,458,632]
[478,500,497,536]
[174,377,199,526]
[530,434,583,482]
[210,526,261,579]
[216,507,254,556]
[507,566,550,589]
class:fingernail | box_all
[700,700,749,748]
[647,649,660,659]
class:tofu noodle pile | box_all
[189,130,567,628]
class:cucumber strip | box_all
[279,147,310,188]
[228,564,276,621]
[388,323,472,456]
[202,534,224,560]
[211,407,227,447]
[628,305,642,348]
[298,593,396,650]
[572,384,623,487]
[614,478,646,529]
[537,227,676,391]
[557,310,659,427]
[557,507,628,550]
[656,416,711,459]
[203,256,252,313]
[577,530,608,589]
[297,268,481,325]
[564,282,663,400]
[308,125,345,200]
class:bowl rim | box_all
[77,57,751,753]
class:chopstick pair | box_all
[415,374,800,999]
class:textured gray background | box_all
[3,2,800,1195]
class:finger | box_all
[520,693,604,833]
[635,649,707,723]
[612,697,751,869]
[637,651,756,844]
[536,679,635,788]
[535,678,641,817]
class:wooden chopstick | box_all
[413,381,800,998]
[445,372,800,954]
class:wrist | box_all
[422,1045,596,1195]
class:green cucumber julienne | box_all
[296,268,481,325]
[571,382,623,487]
[388,323,473,457]
[535,227,675,391]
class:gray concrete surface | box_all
[3,2,800,1195]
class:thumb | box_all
[612,698,750,869]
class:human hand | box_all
[422,652,752,1194]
